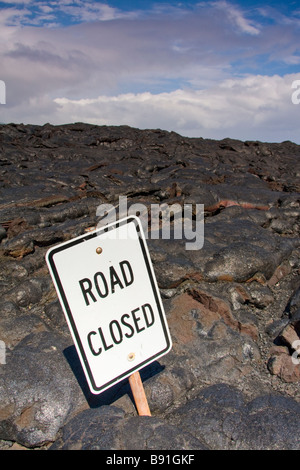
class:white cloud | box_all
[0,6,31,27]
[0,1,139,27]
[1,2,300,143]
[5,73,293,143]
[0,0,33,3]
[284,55,300,65]
[211,1,260,35]
[52,1,137,22]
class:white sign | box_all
[46,216,172,394]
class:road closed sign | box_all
[46,216,172,394]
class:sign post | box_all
[129,371,151,416]
[46,216,172,413]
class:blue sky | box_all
[0,1,300,142]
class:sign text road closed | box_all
[46,216,172,394]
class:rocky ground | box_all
[0,122,299,450]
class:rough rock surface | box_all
[0,123,299,450]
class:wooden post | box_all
[129,371,151,416]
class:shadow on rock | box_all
[63,345,165,409]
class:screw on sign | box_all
[46,216,172,416]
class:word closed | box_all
[87,302,155,356]
[46,216,172,394]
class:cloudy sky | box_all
[0,0,300,142]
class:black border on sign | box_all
[46,216,171,394]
